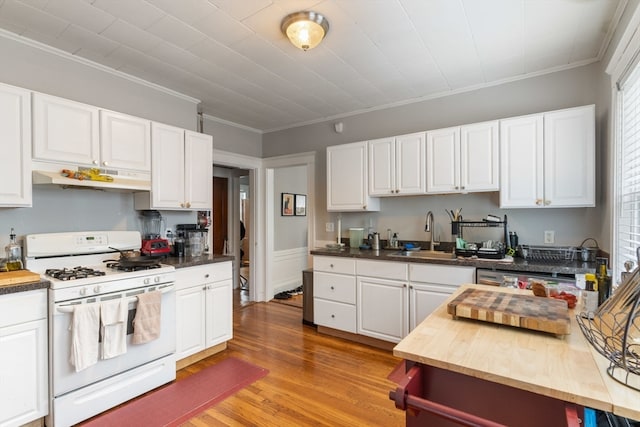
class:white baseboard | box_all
[272,247,308,294]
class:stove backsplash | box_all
[0,187,195,253]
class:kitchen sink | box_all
[388,250,456,260]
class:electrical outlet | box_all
[544,230,555,244]
[326,222,334,232]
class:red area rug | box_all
[81,357,268,427]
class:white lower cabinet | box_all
[0,289,48,427]
[357,260,408,343]
[314,256,476,343]
[409,263,475,331]
[313,256,357,333]
[175,262,232,361]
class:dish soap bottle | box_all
[5,228,23,271]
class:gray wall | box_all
[274,166,307,251]
[204,116,262,158]
[263,63,607,249]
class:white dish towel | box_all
[132,290,162,344]
[69,302,100,372]
[100,299,128,359]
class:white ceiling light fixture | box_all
[281,11,329,51]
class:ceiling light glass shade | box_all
[281,11,329,51]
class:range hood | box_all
[32,169,151,192]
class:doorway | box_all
[212,177,228,255]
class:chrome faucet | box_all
[425,211,434,251]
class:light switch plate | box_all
[326,222,334,232]
[544,230,555,244]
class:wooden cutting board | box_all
[0,270,42,287]
[447,288,571,335]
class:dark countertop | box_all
[310,247,597,275]
[162,254,235,269]
[1,255,236,295]
[0,279,50,296]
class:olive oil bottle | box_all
[5,228,23,271]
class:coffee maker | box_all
[176,223,208,257]
[139,210,171,256]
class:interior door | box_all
[212,177,228,255]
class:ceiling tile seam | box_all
[0,28,200,104]
[460,0,487,84]
[11,0,69,39]
[330,0,422,97]
[397,0,451,91]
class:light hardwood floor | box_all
[178,302,404,426]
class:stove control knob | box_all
[144,278,151,285]
[154,276,161,283]
[79,287,87,296]
[93,286,101,294]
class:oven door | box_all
[50,283,176,397]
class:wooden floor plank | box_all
[179,301,404,426]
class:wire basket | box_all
[577,267,640,391]
[518,245,577,262]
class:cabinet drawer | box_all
[176,262,232,290]
[0,289,47,327]
[410,264,474,285]
[313,256,356,275]
[314,272,356,304]
[314,298,356,333]
[357,259,408,280]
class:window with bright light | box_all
[614,60,640,281]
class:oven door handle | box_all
[55,283,174,313]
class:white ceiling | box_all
[0,0,625,132]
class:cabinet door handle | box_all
[92,159,99,165]
[203,285,208,290]
[331,314,335,318]
[186,202,192,208]
[330,263,334,268]
[103,161,109,166]
[544,200,551,206]
[460,186,465,190]
[363,205,367,210]
[535,199,543,206]
[455,186,459,190]
[395,189,399,193]
[204,274,210,279]
[330,286,335,290]
[390,190,394,194]
[403,284,407,288]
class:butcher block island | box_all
[391,284,640,426]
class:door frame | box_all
[212,149,264,301]
[263,151,316,300]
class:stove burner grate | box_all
[105,262,162,272]
[45,267,106,281]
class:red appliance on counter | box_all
[139,210,171,256]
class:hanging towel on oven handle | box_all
[69,302,100,372]
[132,290,162,344]
[100,298,128,359]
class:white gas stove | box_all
[24,231,177,427]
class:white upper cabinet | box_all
[135,123,212,210]
[33,93,151,173]
[369,132,426,196]
[327,142,380,211]
[100,110,151,172]
[0,83,31,207]
[184,130,214,210]
[500,105,595,208]
[426,121,498,194]
[460,121,499,192]
[32,93,100,166]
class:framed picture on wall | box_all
[295,194,306,216]
[281,193,294,216]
